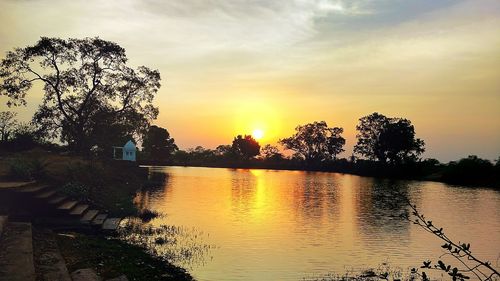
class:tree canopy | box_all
[354,112,425,163]
[279,121,345,163]
[261,144,283,161]
[142,125,178,161]
[232,135,260,160]
[0,111,17,142]
[0,37,160,153]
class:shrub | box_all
[8,158,47,180]
[60,182,90,201]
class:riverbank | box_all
[0,149,195,281]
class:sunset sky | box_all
[1,0,499,161]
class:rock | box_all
[0,222,35,281]
[71,268,101,281]
[106,275,129,281]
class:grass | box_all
[56,232,193,281]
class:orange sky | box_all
[1,0,499,161]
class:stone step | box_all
[32,218,86,230]
[57,201,78,211]
[48,195,67,205]
[92,214,108,225]
[0,216,7,238]
[17,184,50,193]
[102,218,122,231]
[71,268,100,281]
[80,210,99,224]
[0,181,34,191]
[0,222,35,281]
[32,228,71,281]
[34,189,57,199]
[68,204,89,216]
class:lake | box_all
[133,166,500,281]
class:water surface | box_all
[134,166,500,281]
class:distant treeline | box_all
[137,113,500,189]
[2,110,498,188]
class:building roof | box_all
[123,140,136,151]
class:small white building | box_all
[113,140,137,161]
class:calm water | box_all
[133,166,500,281]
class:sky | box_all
[0,0,499,161]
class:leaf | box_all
[438,260,447,271]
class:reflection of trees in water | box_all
[354,177,413,242]
[291,172,340,224]
[144,170,169,191]
[134,168,171,210]
[230,170,258,217]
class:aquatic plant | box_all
[302,263,408,281]
[118,219,217,269]
[137,209,161,223]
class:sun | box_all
[252,129,264,140]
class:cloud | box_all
[1,0,499,160]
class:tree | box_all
[232,135,260,160]
[187,146,216,162]
[353,112,388,161]
[86,109,141,157]
[354,113,425,163]
[172,150,190,165]
[215,144,236,159]
[9,122,44,151]
[442,155,494,185]
[0,37,160,153]
[261,144,283,161]
[0,111,17,142]
[142,125,178,161]
[279,121,345,164]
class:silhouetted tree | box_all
[261,144,283,161]
[354,113,425,163]
[232,135,260,160]
[442,155,495,185]
[87,109,143,157]
[187,146,217,162]
[353,112,388,161]
[0,37,160,153]
[279,121,345,164]
[215,144,237,159]
[0,111,17,142]
[142,125,178,161]
[172,150,190,165]
[9,122,44,151]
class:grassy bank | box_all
[0,149,147,216]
